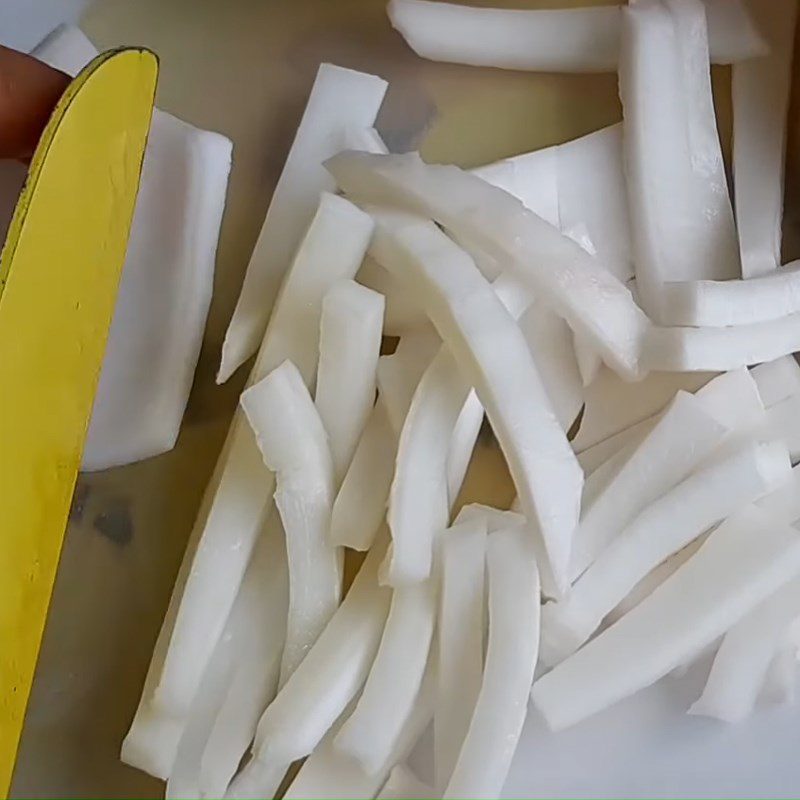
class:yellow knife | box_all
[0,47,158,797]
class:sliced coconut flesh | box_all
[228,541,392,799]
[543,441,792,666]
[219,64,386,381]
[370,210,582,594]
[570,390,728,580]
[241,360,339,684]
[435,515,488,792]
[326,150,650,380]
[387,0,765,74]
[690,577,800,722]
[619,0,739,319]
[129,194,371,730]
[444,526,539,799]
[333,576,437,774]
[316,280,385,484]
[532,504,800,731]
[284,661,435,800]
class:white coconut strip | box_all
[167,526,286,798]
[733,0,798,277]
[619,0,739,318]
[387,0,765,73]
[316,280,385,483]
[197,526,288,799]
[139,195,369,719]
[377,327,442,435]
[532,504,800,731]
[241,361,339,684]
[379,766,435,800]
[435,516,488,793]
[327,151,650,380]
[519,302,584,434]
[371,212,582,594]
[329,324,439,555]
[385,348,470,585]
[472,142,559,227]
[661,263,800,327]
[570,390,728,580]
[284,660,435,800]
[220,64,386,381]
[558,125,633,283]
[334,576,437,773]
[228,541,392,799]
[607,536,708,625]
[165,616,237,800]
[644,314,800,373]
[751,356,800,408]
[446,389,485,507]
[444,526,539,799]
[579,367,765,474]
[572,366,713,453]
[357,257,428,336]
[329,405,394,553]
[545,441,792,665]
[690,578,800,722]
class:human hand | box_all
[0,45,70,160]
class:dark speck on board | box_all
[68,481,90,524]
[93,499,134,547]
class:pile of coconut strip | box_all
[122,1,800,797]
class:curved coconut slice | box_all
[571,390,728,580]
[661,263,800,327]
[619,0,739,319]
[330,329,439,553]
[228,542,392,799]
[284,660,435,800]
[532,504,800,731]
[197,526,288,799]
[241,360,339,684]
[733,0,798,278]
[690,578,800,722]
[219,64,387,381]
[387,0,765,73]
[542,441,792,666]
[444,526,539,799]
[326,151,650,380]
[334,576,437,774]
[385,348,470,585]
[644,313,800,372]
[435,515,488,792]
[128,193,372,727]
[316,280,385,483]
[371,211,582,594]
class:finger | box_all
[0,46,70,160]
